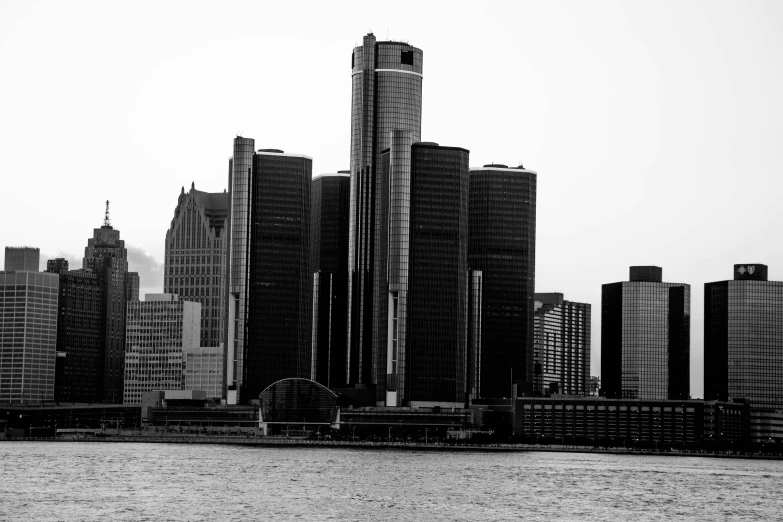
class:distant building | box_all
[0,271,59,402]
[589,376,601,396]
[184,345,224,399]
[705,264,783,409]
[82,202,140,403]
[601,266,690,400]
[46,258,69,274]
[123,294,201,404]
[381,138,470,407]
[244,150,313,401]
[52,269,102,403]
[164,183,228,352]
[533,293,591,396]
[468,164,537,400]
[4,247,39,271]
[311,172,350,388]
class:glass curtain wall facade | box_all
[82,218,140,403]
[311,173,350,388]
[164,183,228,351]
[348,33,423,404]
[0,271,59,403]
[52,269,102,402]
[225,136,254,402]
[601,267,690,401]
[245,151,313,401]
[399,142,468,406]
[705,264,783,409]
[467,165,537,400]
[533,293,591,396]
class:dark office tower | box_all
[245,150,313,400]
[4,246,40,271]
[467,164,537,401]
[382,139,469,406]
[164,183,228,350]
[348,33,423,401]
[46,258,69,274]
[225,136,254,403]
[705,264,783,409]
[533,293,592,396]
[311,172,350,388]
[53,269,102,402]
[82,202,139,403]
[601,266,690,401]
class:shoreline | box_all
[3,436,782,460]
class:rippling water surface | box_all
[1,442,782,521]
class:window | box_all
[401,50,413,65]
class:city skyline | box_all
[3,2,783,399]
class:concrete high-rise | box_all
[46,258,69,274]
[4,247,39,271]
[382,138,469,406]
[311,172,350,388]
[705,264,783,409]
[467,164,537,400]
[123,294,201,404]
[533,293,591,396]
[602,266,690,401]
[0,270,59,403]
[82,203,140,403]
[348,33,423,402]
[164,183,228,351]
[245,150,313,401]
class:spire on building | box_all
[103,200,111,228]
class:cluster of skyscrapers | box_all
[2,35,782,433]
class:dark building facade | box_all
[533,293,591,396]
[705,264,783,410]
[82,205,139,403]
[381,139,469,406]
[467,165,537,400]
[244,150,313,401]
[311,173,350,388]
[164,183,228,350]
[46,258,69,274]
[52,269,102,402]
[348,33,423,403]
[602,266,690,401]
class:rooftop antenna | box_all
[104,200,111,227]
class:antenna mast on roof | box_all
[104,200,111,227]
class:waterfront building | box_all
[381,138,469,406]
[601,266,690,401]
[467,164,537,400]
[45,258,69,274]
[4,247,39,271]
[224,136,255,403]
[52,269,103,402]
[82,202,140,403]
[704,264,783,410]
[348,33,424,403]
[244,150,313,401]
[0,271,59,403]
[123,294,201,404]
[311,172,350,388]
[184,345,224,399]
[533,293,591,396]
[164,183,228,352]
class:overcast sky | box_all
[2,1,782,398]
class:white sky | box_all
[2,1,782,398]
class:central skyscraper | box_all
[348,33,423,403]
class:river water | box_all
[1,442,782,521]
